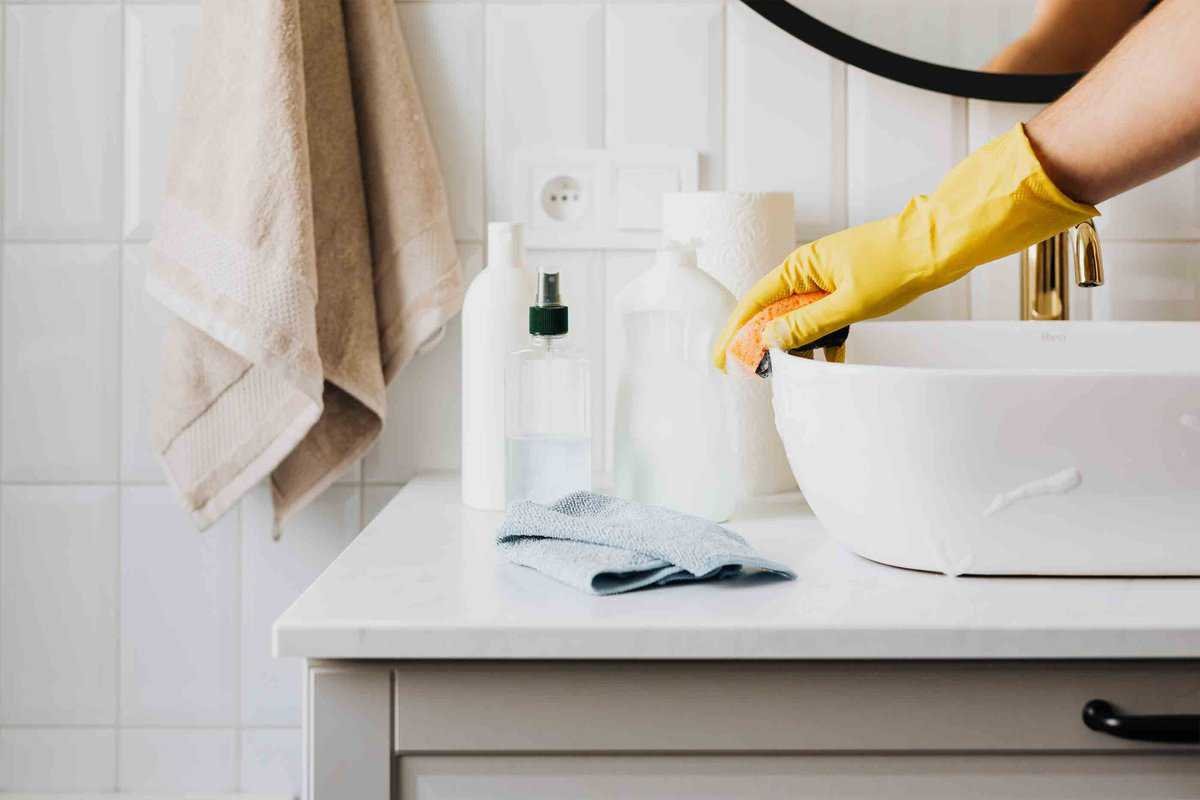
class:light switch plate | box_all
[512,147,698,249]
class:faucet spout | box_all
[1019,220,1104,321]
[1073,219,1105,288]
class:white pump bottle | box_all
[612,242,738,521]
[461,223,535,509]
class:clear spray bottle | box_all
[505,271,591,505]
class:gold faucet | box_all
[1020,220,1105,320]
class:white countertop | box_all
[274,473,1200,660]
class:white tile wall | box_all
[1,728,117,792]
[241,727,303,798]
[121,244,172,481]
[118,727,237,793]
[606,2,723,189]
[123,4,202,239]
[1,486,119,725]
[1096,164,1200,241]
[2,244,120,482]
[726,1,845,239]
[1094,241,1200,321]
[485,3,604,220]
[241,484,359,727]
[121,486,239,726]
[398,2,484,241]
[2,1,1196,795]
[5,5,122,239]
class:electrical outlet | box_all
[512,147,698,249]
[529,165,596,230]
[540,174,586,222]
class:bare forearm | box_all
[985,0,1145,74]
[1026,0,1200,205]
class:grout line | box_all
[599,0,607,151]
[2,479,166,487]
[359,475,366,530]
[232,498,244,790]
[0,722,298,731]
[479,0,489,233]
[718,0,727,192]
[0,0,7,740]
[113,0,127,788]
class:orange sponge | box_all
[726,291,829,376]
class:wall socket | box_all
[512,147,698,250]
[540,174,587,222]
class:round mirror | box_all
[743,1,1157,102]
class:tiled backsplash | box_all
[0,0,1196,795]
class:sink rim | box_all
[771,320,1200,378]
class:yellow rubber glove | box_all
[712,124,1098,370]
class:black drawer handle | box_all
[1083,699,1200,744]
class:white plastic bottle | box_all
[461,223,536,509]
[612,242,738,521]
[505,271,591,505]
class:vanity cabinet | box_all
[309,660,1200,799]
[278,476,1200,799]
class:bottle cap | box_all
[487,222,525,270]
[658,239,698,270]
[530,271,569,336]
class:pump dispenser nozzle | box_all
[537,271,561,306]
[530,271,569,337]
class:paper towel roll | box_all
[662,192,797,495]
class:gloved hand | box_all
[712,124,1098,370]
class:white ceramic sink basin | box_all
[770,321,1200,576]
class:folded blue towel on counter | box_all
[496,492,795,595]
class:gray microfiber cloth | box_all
[496,492,796,595]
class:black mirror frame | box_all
[741,0,1082,103]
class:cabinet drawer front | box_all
[392,661,1200,752]
[400,754,1200,799]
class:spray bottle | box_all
[505,270,591,505]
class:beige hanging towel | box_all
[148,0,462,531]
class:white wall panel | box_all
[2,244,120,481]
[1093,241,1200,321]
[118,728,236,793]
[242,484,360,727]
[1097,165,1200,240]
[120,245,172,481]
[0,728,117,792]
[241,728,303,798]
[1,486,119,725]
[727,1,845,239]
[399,2,485,241]
[120,486,238,726]
[848,69,965,223]
[123,4,202,239]
[4,5,121,239]
[485,3,604,220]
[607,2,723,189]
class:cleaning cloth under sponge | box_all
[726,291,850,377]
